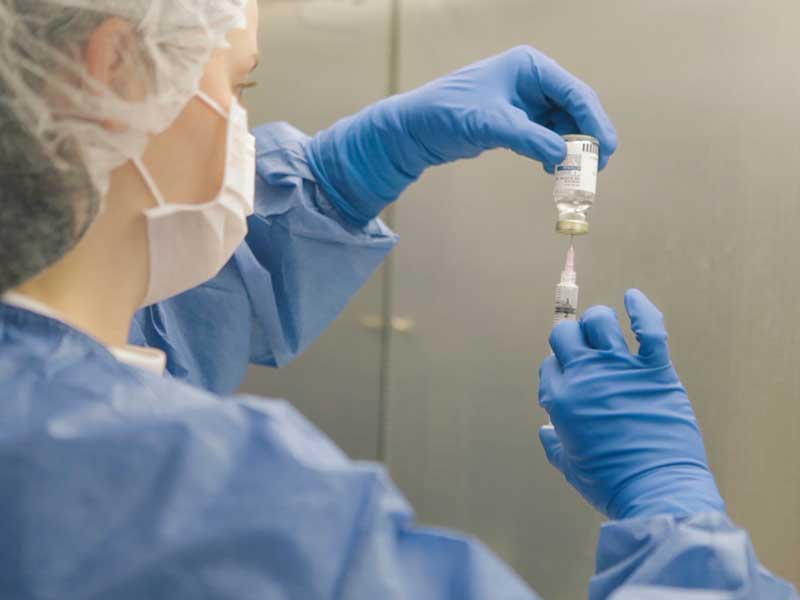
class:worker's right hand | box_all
[538,289,726,520]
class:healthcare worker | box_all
[0,1,794,599]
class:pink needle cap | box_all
[565,242,575,274]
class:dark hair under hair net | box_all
[0,0,247,293]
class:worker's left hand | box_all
[306,45,618,225]
[538,290,726,520]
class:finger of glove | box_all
[625,289,671,365]
[549,110,580,136]
[549,319,590,366]
[538,355,562,411]
[535,55,619,170]
[542,111,579,173]
[486,107,567,165]
[580,305,629,353]
[539,426,566,472]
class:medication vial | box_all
[553,134,599,236]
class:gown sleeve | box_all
[591,512,798,599]
[129,122,398,394]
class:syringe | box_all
[553,240,579,326]
[544,241,579,429]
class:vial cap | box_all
[556,220,590,236]
[562,134,600,145]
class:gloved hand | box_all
[538,289,726,520]
[307,45,618,225]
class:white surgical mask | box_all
[134,91,256,307]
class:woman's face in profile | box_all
[135,0,261,209]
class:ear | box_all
[84,18,141,133]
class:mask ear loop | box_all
[135,92,231,209]
[133,157,167,207]
[195,90,240,199]
[196,90,230,119]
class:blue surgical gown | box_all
[0,123,796,599]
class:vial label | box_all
[554,139,599,195]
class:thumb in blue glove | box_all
[538,289,725,520]
[307,45,618,225]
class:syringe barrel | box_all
[553,281,579,326]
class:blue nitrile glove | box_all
[538,289,726,520]
[307,45,618,225]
